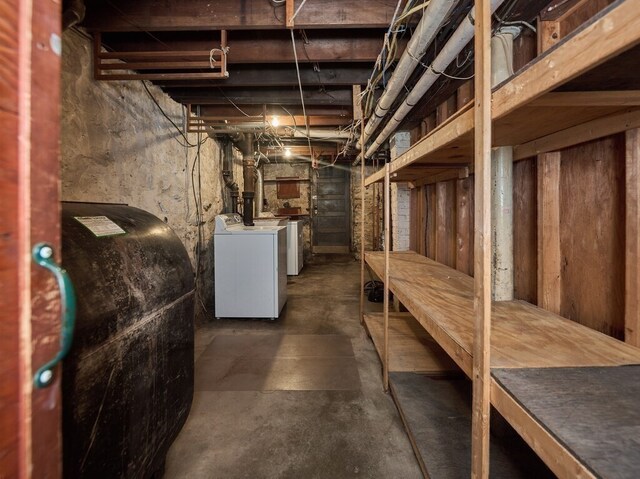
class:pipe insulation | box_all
[364,0,507,159]
[360,0,457,149]
[491,27,520,301]
[255,166,264,217]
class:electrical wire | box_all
[141,81,204,148]
[290,29,315,165]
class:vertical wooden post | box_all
[383,163,391,392]
[355,85,366,324]
[286,0,295,28]
[626,128,640,346]
[537,152,562,313]
[471,0,492,477]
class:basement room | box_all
[3,0,640,477]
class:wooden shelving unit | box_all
[359,1,640,478]
[364,0,640,188]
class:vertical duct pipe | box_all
[491,27,520,301]
[221,140,239,214]
[241,133,256,226]
[255,166,264,217]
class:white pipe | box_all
[360,0,457,149]
[491,27,519,301]
[255,166,264,217]
[364,0,507,159]
[290,129,351,140]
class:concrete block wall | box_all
[60,29,231,319]
[390,132,411,251]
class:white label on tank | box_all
[74,216,126,237]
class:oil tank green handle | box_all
[32,243,77,389]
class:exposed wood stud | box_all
[471,0,492,476]
[355,84,365,325]
[383,163,391,392]
[626,128,640,346]
[537,152,562,314]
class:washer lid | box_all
[223,224,286,235]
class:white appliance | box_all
[287,220,304,275]
[214,213,287,320]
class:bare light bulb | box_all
[271,116,280,127]
[284,148,292,158]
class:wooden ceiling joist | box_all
[100,32,402,64]
[168,88,354,106]
[83,0,401,32]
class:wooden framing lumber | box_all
[356,85,365,325]
[471,0,492,476]
[383,163,391,391]
[537,152,562,314]
[494,0,640,119]
[490,380,597,479]
[514,108,640,160]
[626,128,640,346]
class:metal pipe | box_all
[255,166,264,217]
[360,0,456,150]
[364,0,507,159]
[238,133,256,226]
[491,27,520,301]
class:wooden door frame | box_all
[311,165,352,254]
[1,0,63,477]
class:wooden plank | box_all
[559,136,625,338]
[383,163,390,391]
[513,159,538,304]
[436,95,457,126]
[457,81,474,110]
[514,108,640,160]
[529,91,640,107]
[364,251,640,373]
[494,0,640,119]
[0,0,24,475]
[356,85,365,325]
[537,152,562,314]
[286,0,294,28]
[83,0,401,31]
[626,128,640,346]
[364,313,459,374]
[490,379,596,479]
[471,0,493,475]
[456,177,473,275]
[435,181,456,268]
[426,185,436,260]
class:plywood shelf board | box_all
[364,251,640,376]
[493,366,640,479]
[389,372,554,479]
[363,312,459,375]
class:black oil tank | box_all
[61,202,194,478]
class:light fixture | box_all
[270,115,280,127]
[284,148,292,158]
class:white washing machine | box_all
[287,220,304,275]
[214,213,287,320]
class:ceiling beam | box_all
[83,0,401,32]
[196,105,352,117]
[101,31,401,64]
[148,65,371,87]
[192,115,352,127]
[167,87,354,105]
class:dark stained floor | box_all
[164,255,422,478]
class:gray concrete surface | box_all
[164,255,422,478]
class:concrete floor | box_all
[164,255,422,478]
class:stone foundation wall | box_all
[60,29,226,319]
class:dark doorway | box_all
[312,165,351,253]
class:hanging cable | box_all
[290,29,315,164]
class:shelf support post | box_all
[383,163,391,392]
[355,85,366,324]
[471,0,492,477]
[626,128,640,346]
